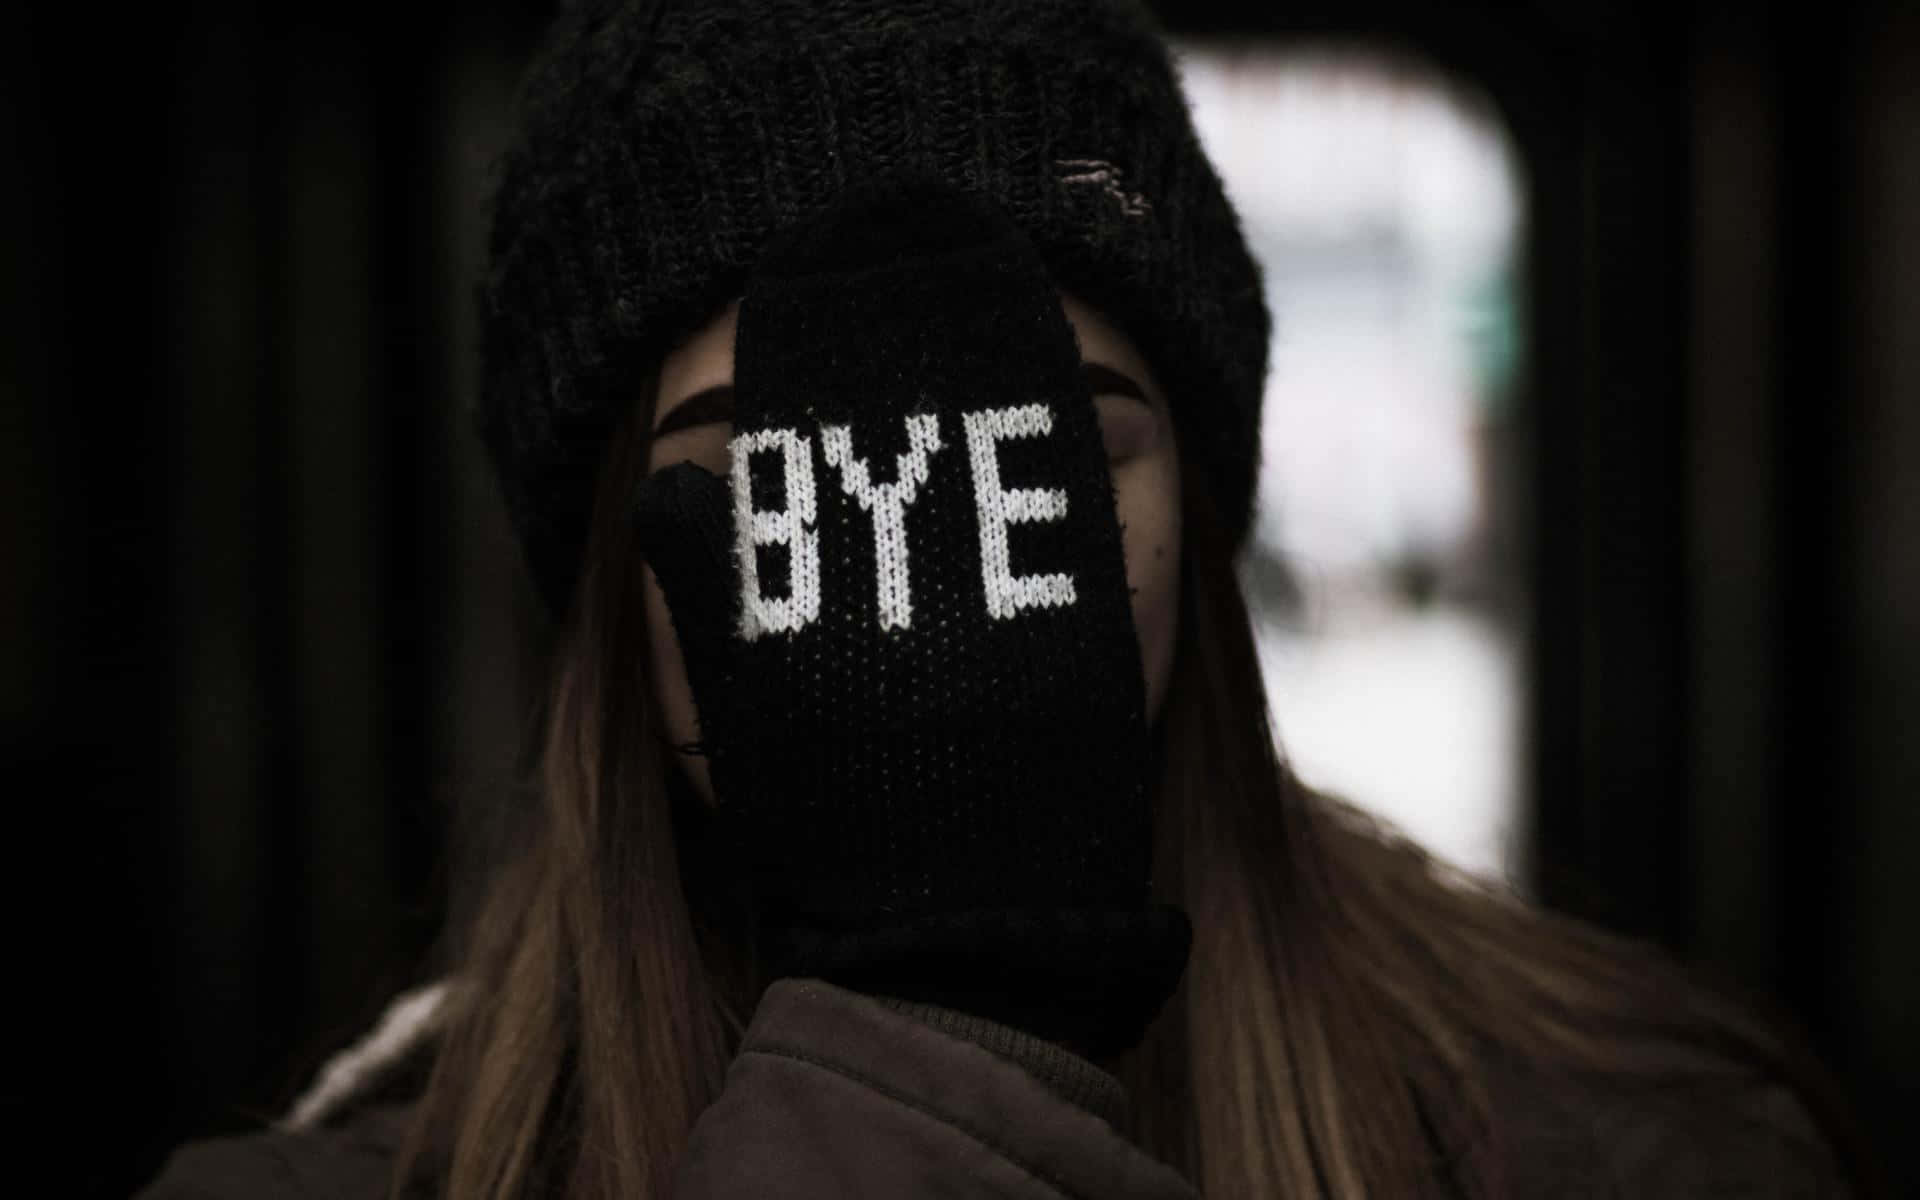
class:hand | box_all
[633,174,1190,1060]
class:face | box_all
[641,291,1183,805]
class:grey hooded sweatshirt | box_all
[135,977,1196,1199]
[135,976,1852,1198]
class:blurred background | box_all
[6,0,1915,1193]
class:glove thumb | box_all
[632,459,740,711]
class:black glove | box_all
[633,174,1190,1060]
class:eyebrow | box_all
[653,385,735,438]
[652,362,1150,439]
[1083,362,1148,404]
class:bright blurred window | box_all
[1172,42,1530,888]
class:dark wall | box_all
[7,1,1912,1194]
[7,3,556,1193]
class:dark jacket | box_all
[136,977,1851,1198]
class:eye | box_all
[1094,392,1159,463]
[1080,362,1159,463]
[648,386,736,477]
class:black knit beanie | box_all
[477,0,1271,618]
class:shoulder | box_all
[139,984,447,1200]
[1484,1052,1852,1198]
[134,1104,415,1200]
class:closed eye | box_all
[647,386,736,478]
[1084,363,1160,463]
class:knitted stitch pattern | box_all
[479,0,1271,616]
[632,176,1192,1059]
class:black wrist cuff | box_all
[761,903,1192,1061]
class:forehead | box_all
[653,291,1162,424]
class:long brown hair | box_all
[395,363,1875,1197]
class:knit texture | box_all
[867,994,1130,1129]
[631,176,1191,1059]
[478,0,1270,616]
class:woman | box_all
[141,0,1876,1196]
